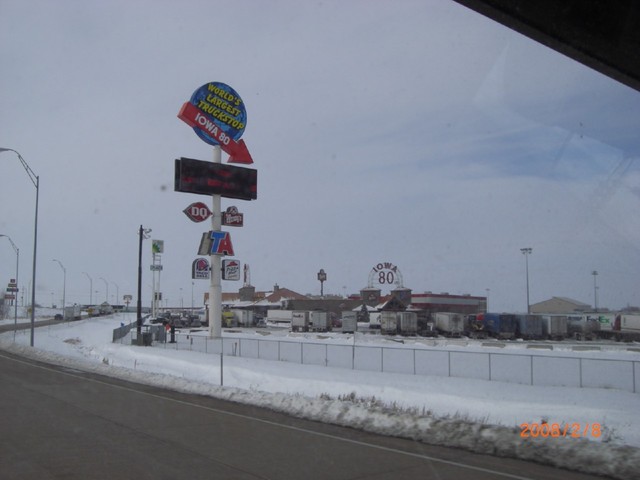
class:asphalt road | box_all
[0,351,604,480]
[0,317,59,333]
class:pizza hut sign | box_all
[222,206,243,227]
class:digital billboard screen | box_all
[174,157,257,200]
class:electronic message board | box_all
[174,157,257,200]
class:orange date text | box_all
[520,423,601,438]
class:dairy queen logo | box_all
[222,206,244,227]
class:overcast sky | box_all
[1,0,639,312]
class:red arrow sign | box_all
[178,102,254,164]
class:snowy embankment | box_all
[1,313,639,479]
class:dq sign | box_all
[183,202,212,222]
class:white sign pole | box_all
[209,145,222,338]
[152,252,157,318]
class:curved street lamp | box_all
[53,259,66,318]
[0,234,19,336]
[0,148,39,346]
[82,272,93,306]
[99,277,109,304]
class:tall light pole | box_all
[485,288,490,312]
[0,234,19,336]
[592,270,599,312]
[82,272,93,306]
[52,259,66,318]
[0,148,39,347]
[99,277,109,304]
[520,248,532,314]
[317,269,327,297]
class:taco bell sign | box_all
[192,258,210,279]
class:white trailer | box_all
[539,315,568,340]
[63,304,81,321]
[398,311,418,336]
[266,309,293,327]
[380,311,398,335]
[291,311,310,332]
[310,311,330,332]
[232,309,254,327]
[619,314,640,333]
[341,311,357,333]
[433,312,463,337]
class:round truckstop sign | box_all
[189,82,247,146]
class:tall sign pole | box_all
[210,145,222,338]
[176,81,255,340]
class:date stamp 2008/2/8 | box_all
[520,423,602,438]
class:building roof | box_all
[212,285,308,308]
[533,296,590,307]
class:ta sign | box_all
[183,202,212,222]
[210,231,234,256]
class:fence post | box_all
[413,349,416,375]
[530,355,534,385]
[352,344,355,370]
[579,358,583,388]
[488,353,492,381]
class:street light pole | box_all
[520,248,532,314]
[99,277,109,304]
[592,270,599,312]
[52,259,66,318]
[82,272,93,306]
[0,148,39,347]
[0,234,19,337]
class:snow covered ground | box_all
[1,310,639,479]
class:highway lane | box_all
[0,351,603,480]
[0,318,60,334]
